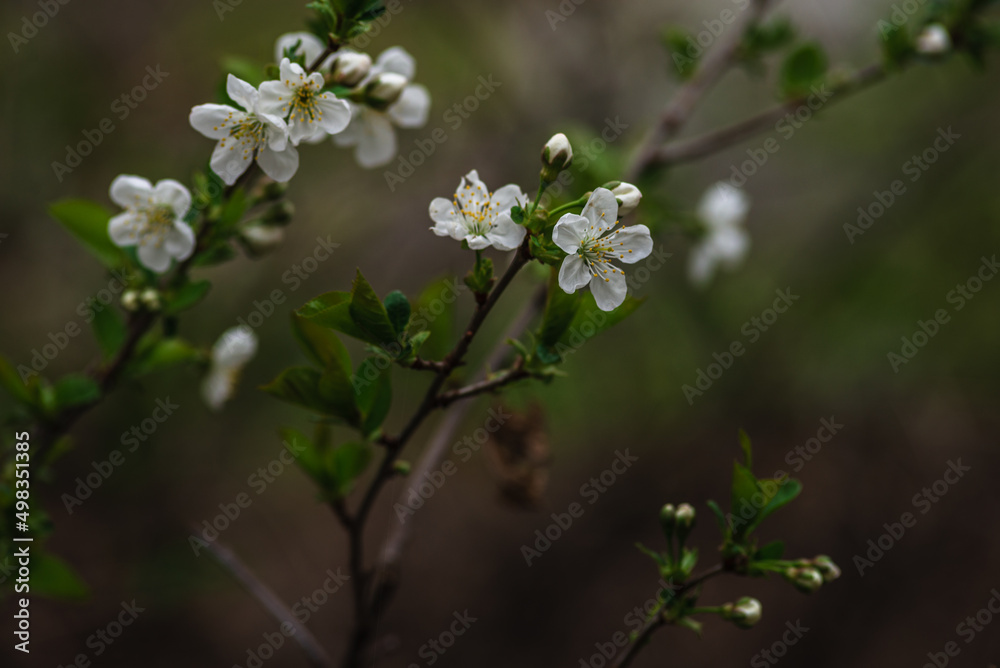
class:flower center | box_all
[454,188,498,237]
[290,84,322,125]
[137,206,176,248]
[219,115,266,159]
[577,227,627,282]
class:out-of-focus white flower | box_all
[688,182,751,287]
[365,71,408,106]
[552,188,654,312]
[107,175,196,274]
[202,326,258,410]
[612,182,642,217]
[333,47,431,168]
[259,58,353,145]
[916,24,951,55]
[429,170,527,251]
[189,75,297,185]
[241,224,285,255]
[274,32,333,70]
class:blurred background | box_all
[2,0,999,666]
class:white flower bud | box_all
[541,133,573,177]
[812,555,841,583]
[332,51,372,87]
[202,326,258,411]
[725,597,762,629]
[916,24,951,55]
[365,72,408,107]
[786,566,824,593]
[612,182,643,216]
[121,290,140,312]
[675,503,696,529]
[241,224,285,256]
[140,288,161,311]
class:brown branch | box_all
[203,538,333,668]
[435,361,530,408]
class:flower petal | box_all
[210,139,253,186]
[137,241,173,274]
[610,224,654,264]
[698,182,749,230]
[257,80,292,117]
[257,144,300,183]
[687,243,718,287]
[110,175,153,210]
[429,197,461,236]
[490,184,526,215]
[278,57,306,83]
[189,104,243,140]
[387,84,430,128]
[353,112,397,168]
[581,187,619,230]
[108,212,141,247]
[558,255,592,293]
[709,226,750,268]
[152,179,192,218]
[316,94,352,135]
[455,170,489,215]
[375,46,416,79]
[588,267,628,311]
[466,235,493,250]
[165,222,196,260]
[485,213,526,251]
[226,74,258,111]
[331,104,363,147]
[552,213,589,254]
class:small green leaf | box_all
[291,314,352,371]
[679,547,699,576]
[537,266,582,348]
[354,357,391,437]
[464,255,495,295]
[262,367,331,415]
[49,199,125,268]
[164,280,211,315]
[52,374,100,410]
[328,442,373,497]
[738,429,753,469]
[412,278,458,360]
[216,187,248,231]
[32,553,89,600]
[282,427,327,486]
[780,42,828,98]
[705,500,728,535]
[635,542,669,568]
[730,462,759,540]
[555,293,644,349]
[383,291,412,335]
[349,270,399,347]
[192,242,237,267]
[297,291,367,340]
[319,364,361,426]
[91,307,127,360]
[510,205,525,224]
[126,338,200,378]
[754,540,786,561]
[749,478,803,530]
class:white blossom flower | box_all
[258,58,352,145]
[189,75,298,185]
[688,182,751,286]
[542,132,573,170]
[916,23,951,55]
[429,170,527,251]
[333,47,431,168]
[274,32,333,70]
[331,51,372,87]
[612,182,642,216]
[202,326,258,410]
[552,188,654,312]
[107,175,196,273]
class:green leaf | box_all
[49,200,125,268]
[349,270,399,347]
[291,314,352,371]
[192,242,237,267]
[555,293,644,349]
[262,367,332,415]
[510,205,525,224]
[705,500,728,536]
[754,540,786,561]
[749,478,803,530]
[91,307,127,360]
[780,42,828,98]
[383,291,411,335]
[52,374,100,410]
[164,280,211,315]
[880,24,914,69]
[297,291,367,340]
[738,429,753,469]
[126,338,200,378]
[328,442,373,497]
[464,254,495,295]
[32,553,89,599]
[663,28,699,79]
[354,357,391,436]
[679,547,699,576]
[635,542,669,569]
[537,266,582,349]
[319,363,361,425]
[0,354,33,405]
[216,187,248,231]
[730,461,759,539]
[282,427,327,487]
[412,278,458,360]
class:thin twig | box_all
[203,538,333,668]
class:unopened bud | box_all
[241,224,285,256]
[612,182,643,216]
[659,503,676,540]
[140,288,161,311]
[812,555,841,583]
[365,72,407,108]
[916,23,951,55]
[121,290,140,312]
[332,51,373,87]
[675,502,696,544]
[723,596,762,629]
[785,566,823,593]
[540,133,573,181]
